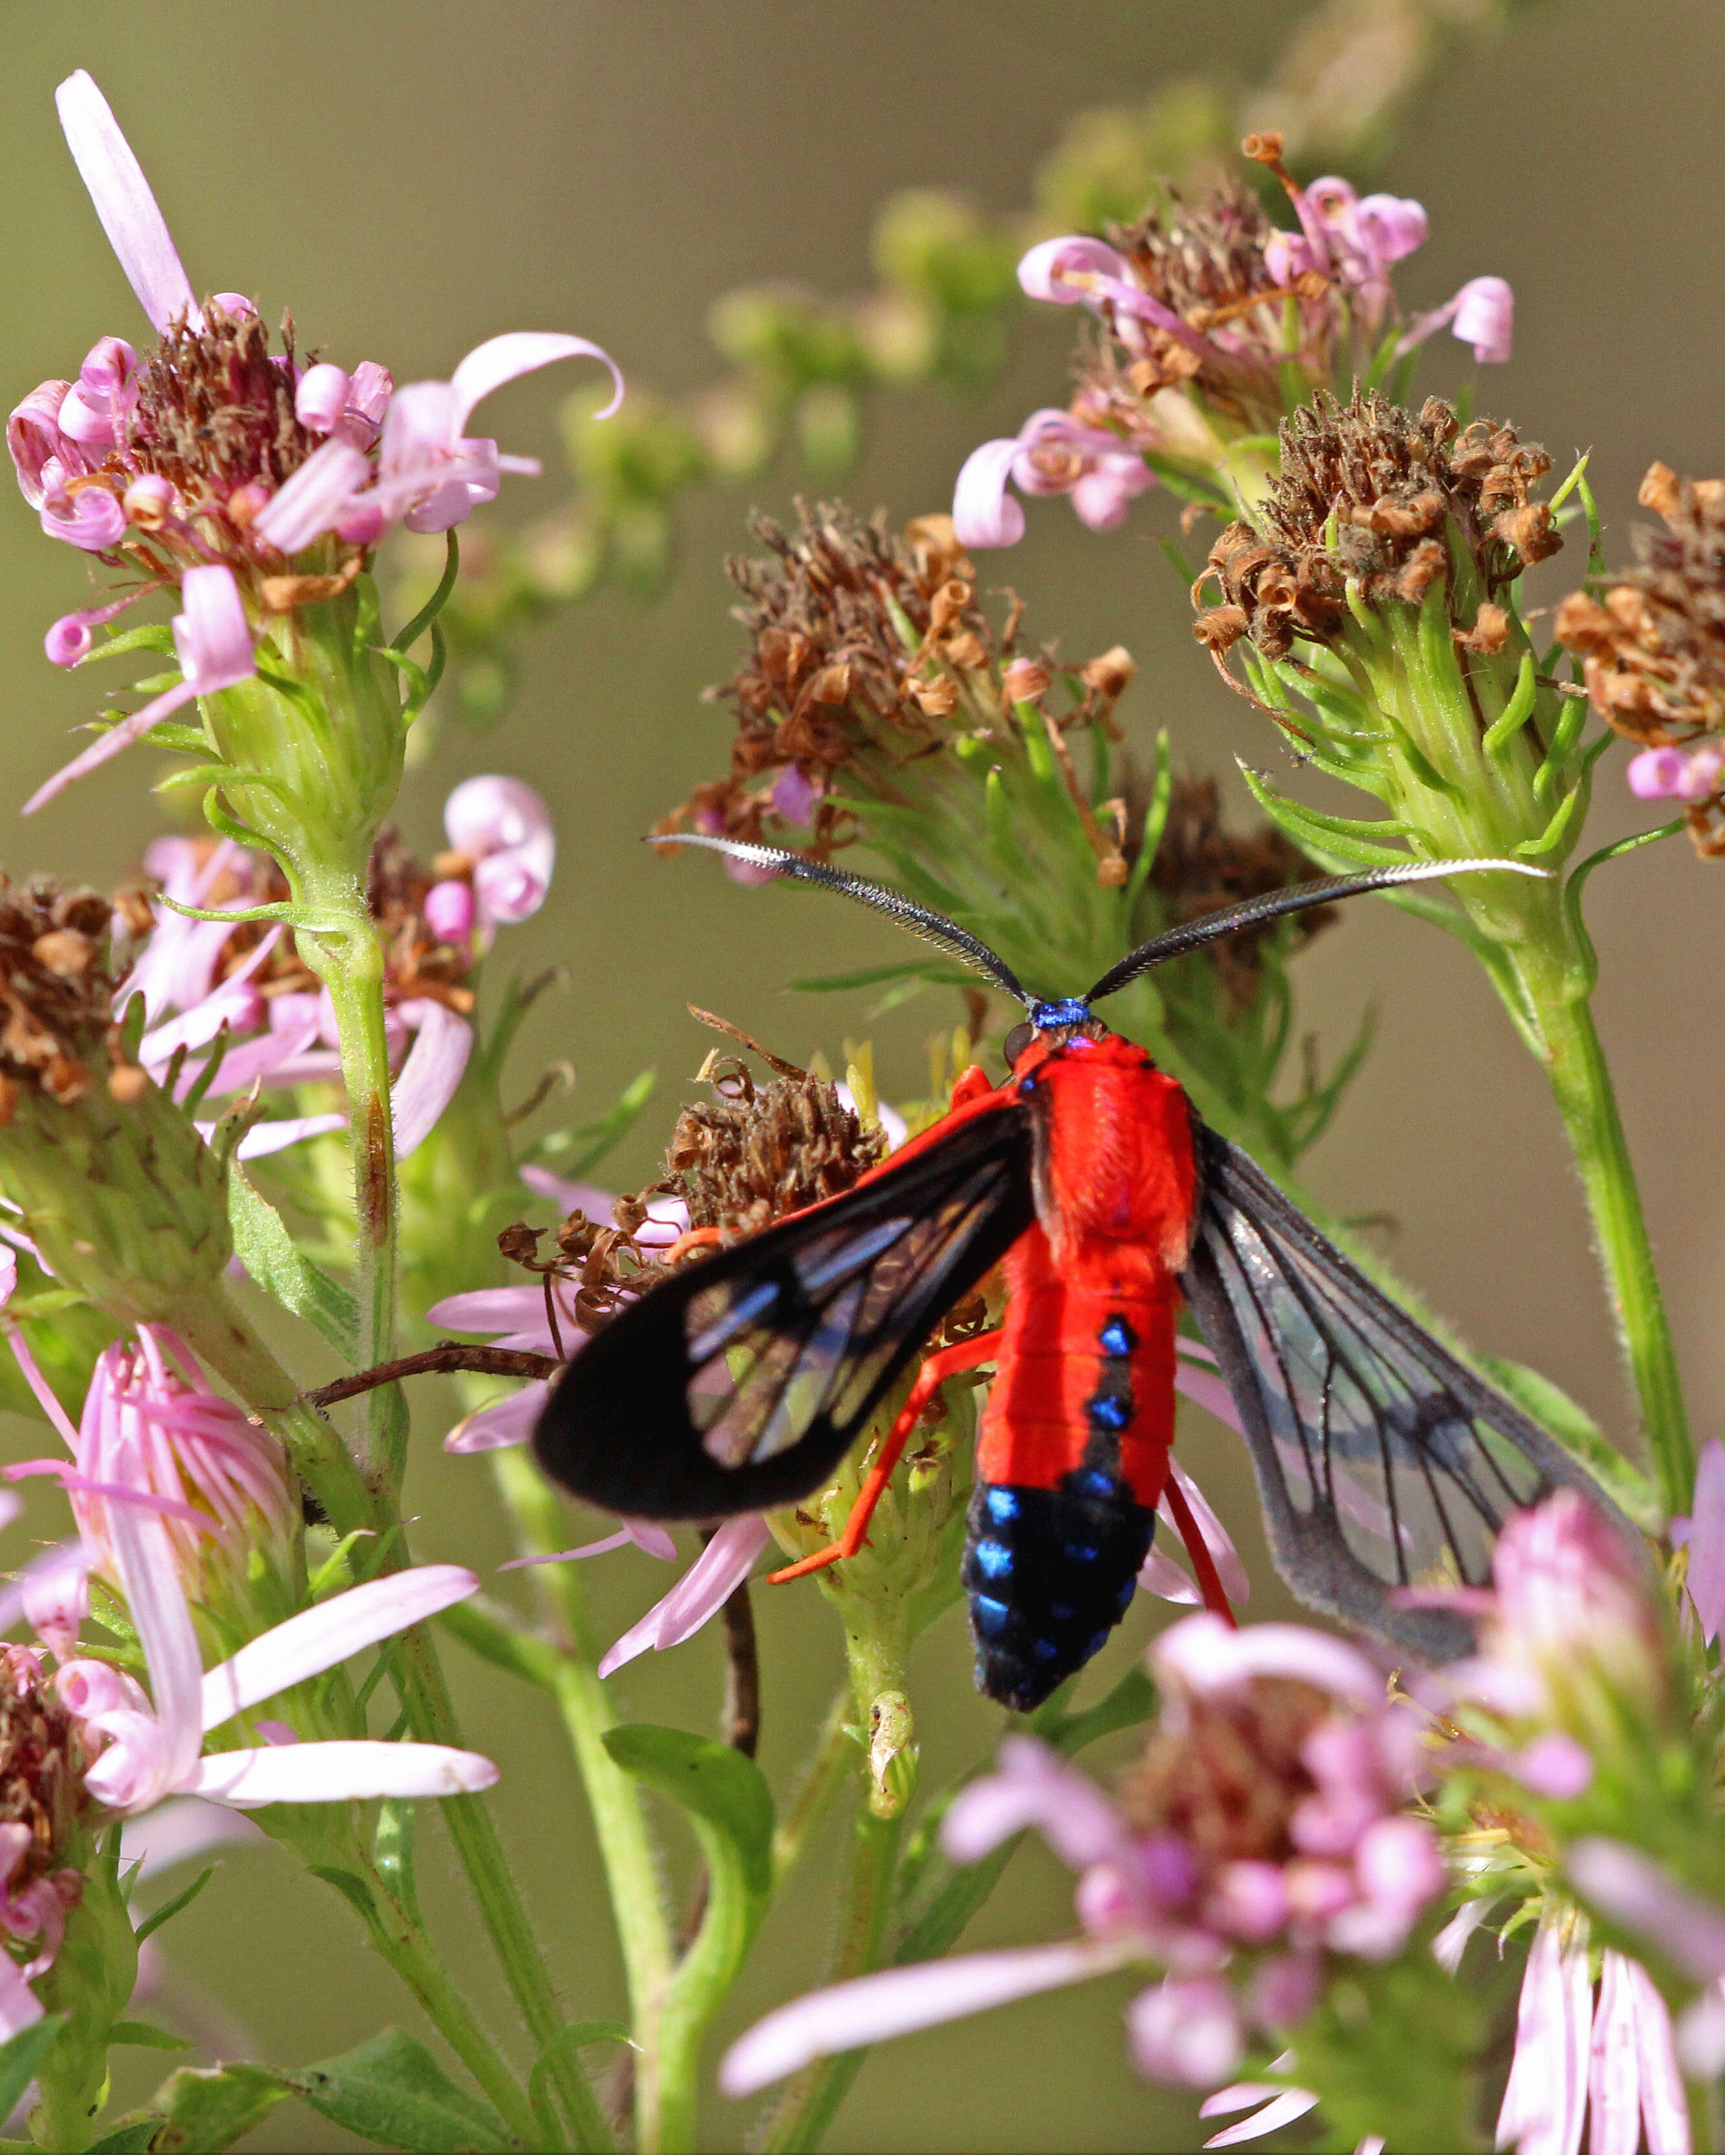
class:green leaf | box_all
[109,2020,191,2052]
[530,1069,657,1184]
[0,2017,64,2121]
[1475,1350,1661,1531]
[528,2022,629,2138]
[604,1725,773,2016]
[154,890,355,935]
[283,2027,513,2153]
[789,960,954,994]
[1041,1666,1158,1756]
[132,1864,218,1947]
[228,1167,359,1356]
[88,2120,162,2153]
[89,622,177,662]
[149,2061,290,2152]
[307,1866,377,1924]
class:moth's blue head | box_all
[1030,998,1091,1031]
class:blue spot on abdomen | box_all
[972,1538,1013,1581]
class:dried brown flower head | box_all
[668,1054,884,1240]
[0,876,139,1110]
[130,303,320,513]
[666,500,1131,859]
[0,1646,95,1871]
[1148,775,1334,1006]
[1120,1674,1326,1869]
[1193,391,1559,666]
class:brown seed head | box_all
[0,878,137,1105]
[0,1646,96,1868]
[668,1059,885,1241]
[1120,1674,1327,1871]
[128,303,321,516]
[1197,390,1558,661]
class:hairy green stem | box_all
[771,1689,855,1890]
[491,1446,675,2150]
[762,1794,903,2154]
[1512,948,1693,1514]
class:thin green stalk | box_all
[359,1862,543,2146]
[491,1446,675,2149]
[762,1794,902,2154]
[313,923,403,1483]
[772,1688,855,1890]
[1512,948,1693,1514]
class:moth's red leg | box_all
[656,1224,723,1267]
[1161,1470,1237,1627]
[948,1064,995,1109]
[768,1327,1005,1584]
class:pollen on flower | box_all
[128,303,320,515]
[1193,391,1560,663]
[1555,463,1725,854]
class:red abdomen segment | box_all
[963,1038,1198,1710]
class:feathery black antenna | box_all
[653,834,1033,1007]
[1083,858,1549,1007]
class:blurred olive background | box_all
[0,1,1721,2147]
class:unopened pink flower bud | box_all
[44,615,93,668]
[295,363,351,436]
[424,878,475,943]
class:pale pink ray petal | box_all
[444,775,556,926]
[1016,237,1136,305]
[1433,1896,1496,1975]
[55,73,199,334]
[251,438,371,554]
[119,1795,264,1877]
[200,1564,479,1731]
[952,437,1027,549]
[1617,1954,1691,2156]
[228,1112,347,1160]
[598,1516,771,1677]
[0,1947,43,2039]
[190,1739,498,1807]
[108,1504,204,1802]
[1679,1437,1725,1643]
[1568,1840,1725,1982]
[427,1285,557,1332]
[18,1547,90,1661]
[8,381,79,509]
[719,1938,1125,2095]
[1203,2088,1320,2147]
[1589,1952,1641,2156]
[942,1735,1134,1871]
[1497,1916,1592,2155]
[390,1002,473,1159]
[444,1381,550,1454]
[1153,1613,1380,1707]
[449,333,624,429]
[1138,1545,1202,1605]
[1451,275,1514,364]
[1126,1975,1244,2089]
[40,475,126,551]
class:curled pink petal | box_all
[1355,193,1428,265]
[720,1939,1123,2095]
[449,331,624,430]
[953,438,1027,549]
[1153,1613,1379,1706]
[191,1739,497,1807]
[40,473,126,551]
[294,363,351,435]
[44,581,164,669]
[445,775,556,926]
[1016,237,1135,305]
[8,381,80,509]
[1450,275,1514,364]
[1070,455,1155,532]
[598,1516,770,1677]
[60,336,139,449]
[55,73,198,336]
[390,1002,473,1159]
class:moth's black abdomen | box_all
[963,1472,1155,1711]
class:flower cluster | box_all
[955,132,1512,547]
[1555,462,1725,852]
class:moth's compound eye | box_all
[1003,1022,1035,1067]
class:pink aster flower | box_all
[435,775,556,936]
[1625,741,1725,804]
[722,1611,1439,2103]
[14,71,621,807]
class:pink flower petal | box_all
[444,775,556,926]
[424,879,475,943]
[251,438,371,554]
[1569,1840,1725,1983]
[1138,1545,1203,1605]
[390,1002,473,1159]
[107,1501,205,1804]
[1497,1914,1591,2155]
[55,73,199,336]
[228,1112,347,1160]
[8,381,78,509]
[1451,275,1514,364]
[597,1516,770,1677]
[1590,1952,1689,2156]
[0,1948,43,2041]
[190,1739,498,1807]
[1203,2089,1320,2148]
[444,1381,550,1453]
[1164,1460,1250,1607]
[720,1939,1123,2095]
[201,1564,479,1731]
[119,1796,264,1879]
[1153,1613,1380,1707]
[427,1285,555,1333]
[449,332,624,431]
[941,1735,1133,1872]
[1016,237,1135,306]
[294,363,351,436]
[952,438,1027,549]
[1127,1974,1244,2090]
[1682,1437,1725,1643]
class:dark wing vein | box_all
[1177,1122,1632,1661]
[535,1102,1035,1520]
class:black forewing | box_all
[1177,1121,1634,1661]
[534,1101,1036,1519]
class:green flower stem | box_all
[1509,943,1693,1516]
[302,910,404,1484]
[357,1860,544,2148]
[771,1687,855,1890]
[762,1794,903,2155]
[490,1445,675,2151]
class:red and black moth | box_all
[534,838,1626,1711]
